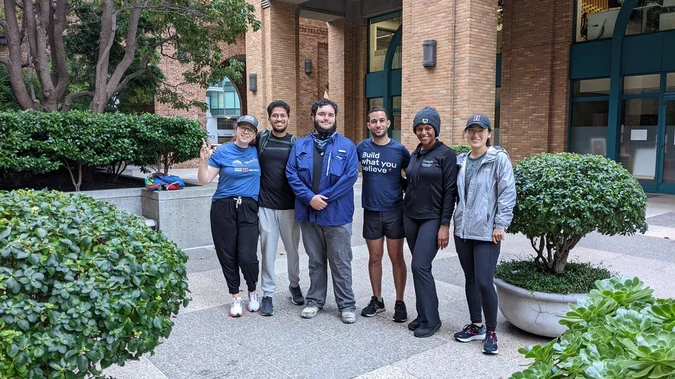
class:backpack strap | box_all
[257,129,271,153]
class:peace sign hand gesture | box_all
[200,138,212,161]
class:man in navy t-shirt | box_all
[356,105,411,323]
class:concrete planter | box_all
[81,184,215,249]
[494,278,586,338]
[142,186,215,249]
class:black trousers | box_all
[454,236,501,332]
[210,197,259,295]
[403,215,441,328]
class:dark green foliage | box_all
[136,114,207,175]
[509,153,648,274]
[511,277,675,379]
[0,190,190,378]
[449,145,471,155]
[495,260,611,294]
[0,111,206,190]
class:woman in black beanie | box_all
[403,106,458,338]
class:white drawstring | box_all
[235,196,242,209]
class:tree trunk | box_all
[551,247,571,274]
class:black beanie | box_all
[412,107,441,136]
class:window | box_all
[667,72,675,92]
[624,74,661,95]
[570,79,610,155]
[626,0,675,36]
[368,14,401,73]
[206,77,241,117]
[576,0,623,42]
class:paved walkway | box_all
[106,175,675,379]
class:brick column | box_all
[401,0,497,151]
[499,0,573,161]
[245,0,299,134]
[328,20,346,135]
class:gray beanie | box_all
[412,107,441,136]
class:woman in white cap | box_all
[452,114,516,355]
[404,106,458,338]
[198,115,262,317]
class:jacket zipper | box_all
[326,152,332,176]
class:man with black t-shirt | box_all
[256,100,303,316]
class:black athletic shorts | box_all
[363,208,405,240]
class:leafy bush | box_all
[495,260,611,294]
[511,277,675,379]
[0,112,60,174]
[508,153,647,274]
[135,114,207,175]
[449,145,471,155]
[0,111,207,190]
[0,190,190,378]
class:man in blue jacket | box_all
[286,99,359,324]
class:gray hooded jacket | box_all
[453,146,517,241]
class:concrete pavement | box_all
[105,174,675,379]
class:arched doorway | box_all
[365,12,402,140]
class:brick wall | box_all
[298,19,328,137]
[246,0,299,135]
[400,0,497,152]
[499,0,573,161]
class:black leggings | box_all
[454,236,500,332]
[404,216,441,328]
[210,197,259,294]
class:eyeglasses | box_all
[238,127,256,135]
[270,114,288,119]
[466,129,487,136]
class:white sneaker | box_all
[301,306,319,319]
[247,291,260,312]
[229,298,243,318]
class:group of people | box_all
[197,99,516,355]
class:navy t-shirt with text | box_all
[208,142,260,201]
[356,138,410,211]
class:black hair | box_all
[366,105,387,122]
[267,100,291,117]
[311,99,338,116]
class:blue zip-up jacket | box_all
[286,133,358,226]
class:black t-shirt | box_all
[258,134,296,210]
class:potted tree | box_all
[494,153,648,337]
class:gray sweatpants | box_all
[300,222,356,312]
[259,207,301,298]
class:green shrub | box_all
[0,111,207,190]
[0,190,190,378]
[511,277,675,379]
[508,153,647,274]
[449,145,471,155]
[496,260,611,294]
[0,112,60,174]
[135,114,207,175]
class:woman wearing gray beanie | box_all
[403,107,458,338]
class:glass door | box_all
[659,98,675,193]
[620,98,660,191]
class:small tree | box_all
[509,153,648,274]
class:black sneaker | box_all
[408,316,422,331]
[361,296,385,317]
[482,331,499,355]
[289,285,305,305]
[454,324,487,342]
[392,301,407,323]
[260,296,274,316]
[414,321,442,338]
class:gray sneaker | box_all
[289,285,305,305]
[260,296,274,316]
[341,311,356,324]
